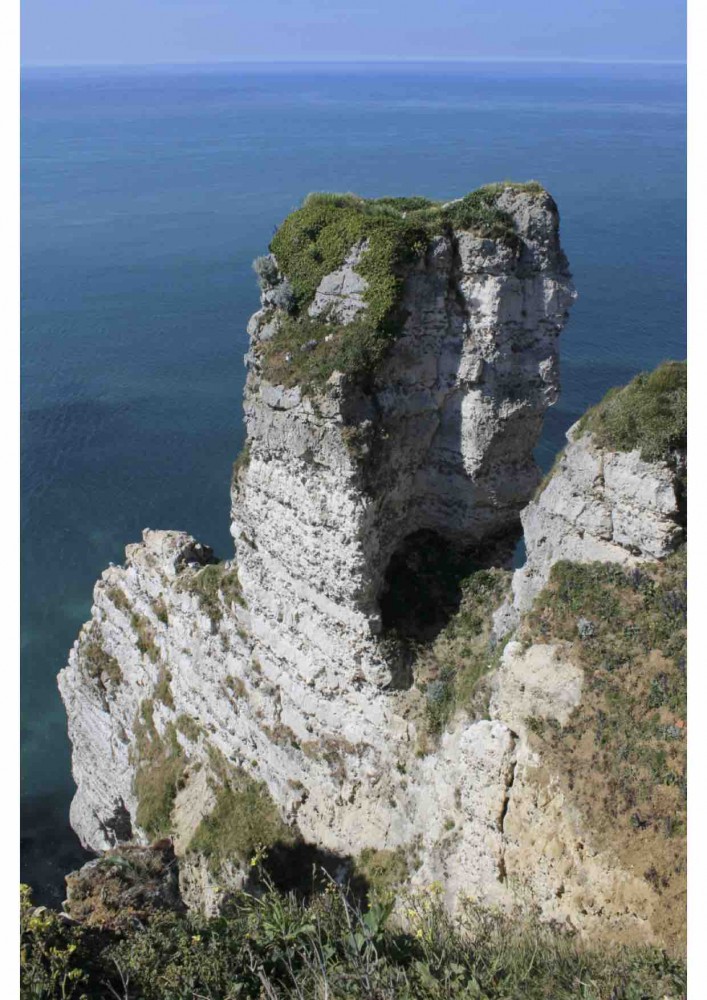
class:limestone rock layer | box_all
[494,418,685,637]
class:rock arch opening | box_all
[378,527,521,645]
[379,530,478,643]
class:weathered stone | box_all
[490,641,584,736]
[308,241,369,322]
[493,423,685,636]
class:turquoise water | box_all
[21,61,686,901]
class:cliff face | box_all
[58,187,685,950]
[494,362,686,636]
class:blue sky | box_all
[22,0,685,67]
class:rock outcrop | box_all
[237,184,576,693]
[63,842,184,930]
[58,186,685,952]
[494,364,686,636]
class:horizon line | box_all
[22,55,687,70]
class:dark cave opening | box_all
[378,523,523,647]
[379,527,519,645]
[243,840,369,905]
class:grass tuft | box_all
[188,770,295,868]
[130,612,161,663]
[154,666,174,709]
[132,700,186,839]
[81,630,123,687]
[574,360,686,464]
[183,561,245,623]
[175,714,202,742]
[355,847,410,896]
[152,597,169,625]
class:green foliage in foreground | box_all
[20,879,685,1000]
[262,183,544,391]
[574,360,686,464]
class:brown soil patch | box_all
[520,552,686,955]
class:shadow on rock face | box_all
[245,841,369,906]
[379,528,519,644]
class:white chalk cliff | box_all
[494,421,685,637]
[58,186,684,948]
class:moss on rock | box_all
[262,184,540,392]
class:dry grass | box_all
[520,550,686,953]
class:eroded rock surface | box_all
[494,423,685,636]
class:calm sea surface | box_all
[21,61,686,902]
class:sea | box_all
[21,60,686,903]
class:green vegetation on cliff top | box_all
[261,182,545,391]
[575,360,686,464]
